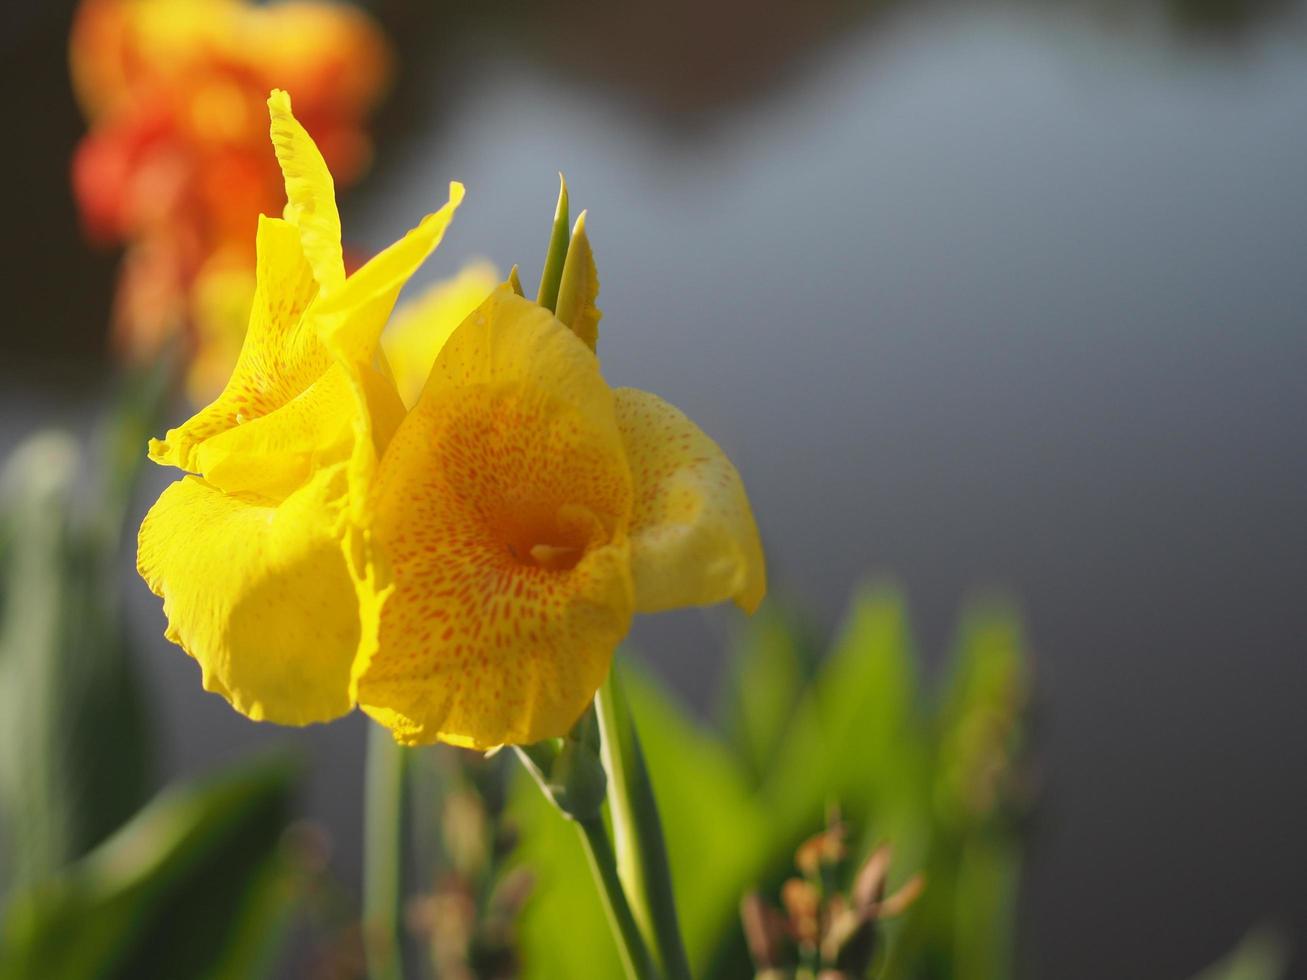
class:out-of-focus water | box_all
[5,3,1307,977]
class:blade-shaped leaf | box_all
[0,757,300,980]
[0,433,151,889]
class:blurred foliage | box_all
[0,362,312,980]
[1190,929,1290,980]
[506,584,1033,980]
[408,748,530,980]
[0,431,145,885]
[0,756,299,980]
[0,359,171,888]
[0,394,157,889]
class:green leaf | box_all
[718,601,819,790]
[889,596,1031,980]
[0,757,300,980]
[932,598,1030,833]
[1190,928,1290,980]
[620,664,768,975]
[0,433,151,889]
[764,584,931,862]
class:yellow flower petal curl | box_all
[137,464,359,725]
[355,287,635,748]
[312,183,465,370]
[310,181,465,522]
[267,88,344,291]
[614,388,766,614]
[382,260,500,408]
[149,214,327,478]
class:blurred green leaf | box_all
[932,599,1029,832]
[510,586,1033,980]
[888,598,1031,980]
[764,584,931,867]
[622,665,769,973]
[0,756,300,980]
[0,433,151,889]
[1190,928,1289,980]
[719,602,819,790]
[0,360,172,891]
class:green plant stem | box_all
[575,815,663,980]
[364,725,406,980]
[595,667,693,980]
[513,745,660,980]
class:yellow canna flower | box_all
[138,90,765,748]
[351,258,766,749]
[138,89,461,725]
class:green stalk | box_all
[364,724,407,980]
[513,745,660,980]
[576,816,663,980]
[595,667,693,980]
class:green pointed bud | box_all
[555,210,601,351]
[536,173,570,313]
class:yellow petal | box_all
[555,211,601,351]
[313,183,465,368]
[313,183,464,519]
[615,388,766,614]
[381,260,499,408]
[136,465,360,726]
[191,363,358,498]
[355,288,635,748]
[150,214,327,476]
[268,88,344,291]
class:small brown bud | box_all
[874,873,926,920]
[795,822,848,879]
[740,893,791,969]
[851,844,892,912]
[781,877,822,947]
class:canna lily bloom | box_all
[138,90,460,723]
[354,282,766,747]
[69,0,390,393]
[139,91,764,748]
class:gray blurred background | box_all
[3,1,1306,977]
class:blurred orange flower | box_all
[69,0,391,395]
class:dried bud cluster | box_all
[407,753,531,980]
[741,814,924,980]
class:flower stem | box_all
[576,815,663,980]
[595,666,693,980]
[364,724,407,980]
[513,745,660,980]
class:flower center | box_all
[498,503,603,573]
